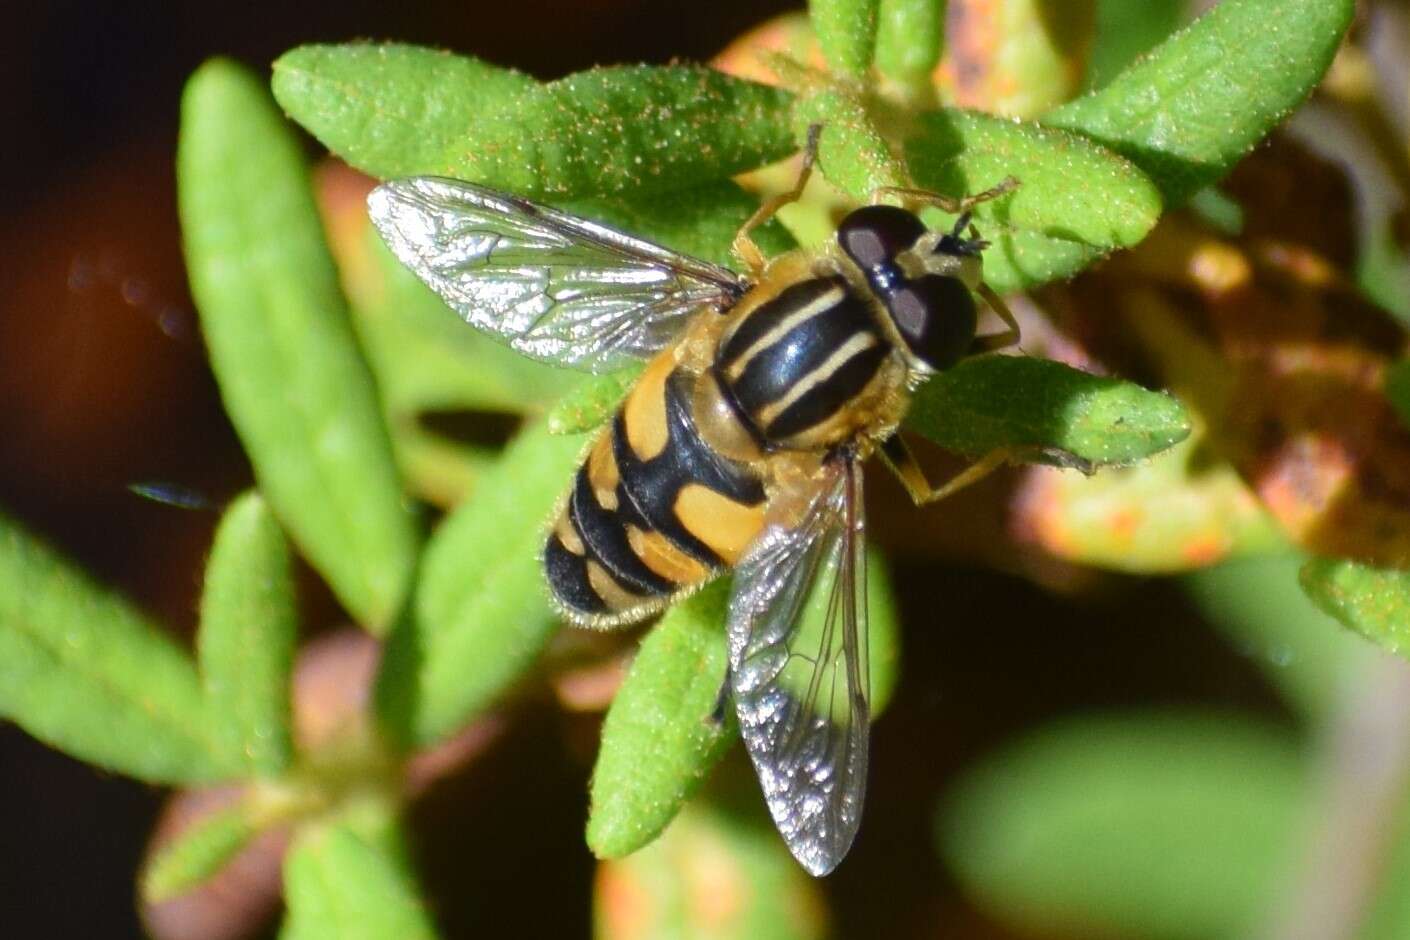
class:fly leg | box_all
[869,176,1020,216]
[732,123,823,277]
[879,434,1033,505]
[970,283,1022,354]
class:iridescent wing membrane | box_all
[728,459,870,876]
[367,177,746,374]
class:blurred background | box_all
[3,2,1409,938]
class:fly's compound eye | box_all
[885,274,977,371]
[837,205,928,272]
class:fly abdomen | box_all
[544,352,767,625]
[716,275,892,450]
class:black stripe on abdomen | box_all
[613,369,765,567]
[543,533,606,615]
[568,465,674,596]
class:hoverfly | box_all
[368,126,1020,876]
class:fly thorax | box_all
[711,274,893,451]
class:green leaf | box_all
[376,419,587,747]
[810,0,880,76]
[142,802,258,903]
[588,581,734,861]
[180,59,418,632]
[1085,0,1185,91]
[595,804,826,940]
[0,514,224,783]
[1046,0,1354,206]
[281,822,439,940]
[547,367,644,436]
[906,356,1190,468]
[875,0,945,88]
[488,67,796,198]
[271,43,537,183]
[586,554,899,860]
[906,110,1164,293]
[1185,555,1356,722]
[197,492,298,776]
[797,90,910,198]
[1300,558,1410,659]
[275,45,796,200]
[939,711,1307,940]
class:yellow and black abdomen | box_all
[714,274,892,451]
[543,351,768,625]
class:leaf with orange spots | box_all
[712,13,829,86]
[1014,433,1283,574]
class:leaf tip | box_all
[183,56,264,115]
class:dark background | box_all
[0,3,1285,937]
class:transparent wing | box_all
[367,177,746,373]
[728,458,869,876]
